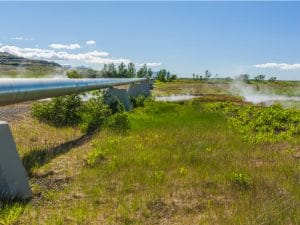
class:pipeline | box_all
[0,78,146,106]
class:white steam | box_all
[230,82,300,104]
[155,95,197,102]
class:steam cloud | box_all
[230,82,300,104]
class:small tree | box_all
[107,63,117,77]
[236,74,250,83]
[118,62,127,78]
[156,69,176,82]
[204,70,211,80]
[157,69,167,82]
[101,64,109,77]
[147,68,153,79]
[127,62,136,78]
[137,64,148,78]
[269,76,277,82]
[169,74,177,81]
[166,71,170,81]
[254,75,265,82]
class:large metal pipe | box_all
[0,78,146,106]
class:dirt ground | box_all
[0,103,32,122]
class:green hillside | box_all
[0,52,63,77]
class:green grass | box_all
[1,80,299,224]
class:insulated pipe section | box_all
[0,78,147,106]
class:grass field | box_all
[0,80,299,224]
[153,79,300,97]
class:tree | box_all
[157,69,177,82]
[192,73,195,80]
[254,74,265,82]
[101,64,109,77]
[204,70,211,80]
[157,69,167,82]
[108,63,117,77]
[269,76,277,82]
[170,74,177,81]
[236,74,250,83]
[118,62,127,78]
[137,64,148,78]
[166,71,170,81]
[147,68,153,78]
[127,62,136,78]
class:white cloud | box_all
[138,62,161,67]
[0,45,130,64]
[86,40,96,45]
[49,43,81,50]
[12,37,33,41]
[254,63,300,70]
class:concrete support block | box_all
[128,81,151,98]
[104,88,133,111]
[0,121,32,200]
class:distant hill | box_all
[0,52,63,77]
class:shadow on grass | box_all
[22,133,93,176]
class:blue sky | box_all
[0,1,300,80]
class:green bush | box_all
[230,172,253,189]
[31,91,147,134]
[108,96,125,114]
[80,93,111,133]
[31,94,82,126]
[107,112,130,133]
[32,92,114,133]
[204,102,300,143]
[67,70,82,78]
[86,147,105,167]
[130,95,146,108]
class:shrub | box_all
[230,172,253,189]
[107,112,130,133]
[130,95,147,108]
[67,70,82,78]
[108,97,125,114]
[204,102,300,143]
[31,94,82,126]
[80,93,111,133]
[86,147,105,167]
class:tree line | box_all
[236,74,277,83]
[191,70,277,83]
[192,70,212,80]
[68,63,177,82]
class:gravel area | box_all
[0,102,32,122]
